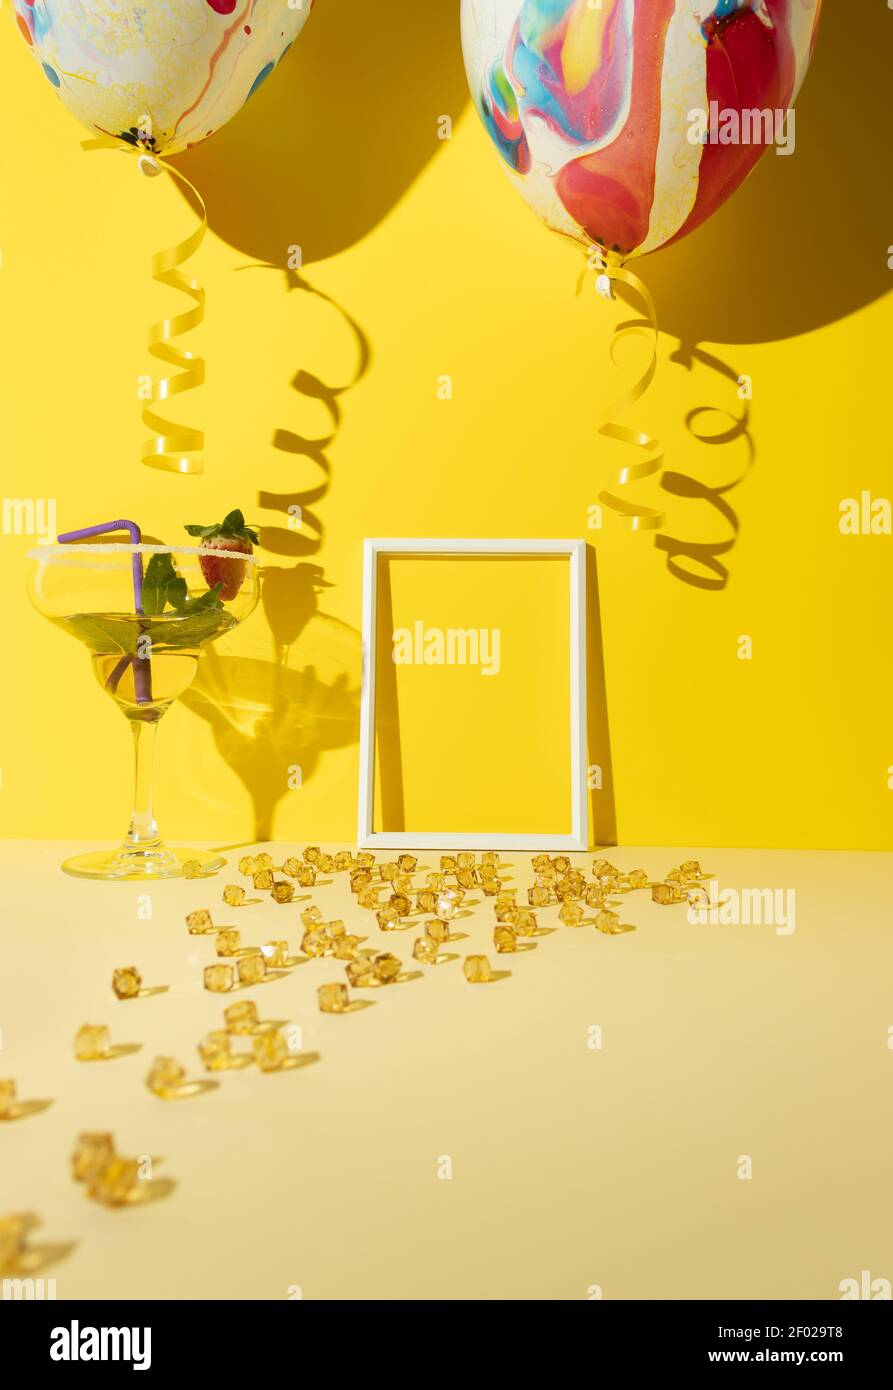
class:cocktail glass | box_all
[27,541,259,880]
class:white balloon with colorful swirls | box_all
[11,0,316,155]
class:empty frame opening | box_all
[371,553,573,836]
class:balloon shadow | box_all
[644,0,892,346]
[173,0,471,266]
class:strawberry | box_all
[185,509,259,600]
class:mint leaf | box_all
[63,614,140,655]
[143,553,187,615]
[142,554,223,617]
[62,607,237,656]
[153,606,236,650]
[177,582,224,615]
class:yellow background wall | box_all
[0,0,890,850]
[372,554,573,836]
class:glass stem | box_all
[124,718,162,851]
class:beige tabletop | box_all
[2,842,890,1302]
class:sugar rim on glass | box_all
[27,543,259,564]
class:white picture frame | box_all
[357,538,588,851]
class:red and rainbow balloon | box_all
[461,0,823,264]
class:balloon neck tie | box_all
[584,246,666,533]
[82,137,206,476]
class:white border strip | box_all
[357,538,589,851]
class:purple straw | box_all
[58,519,144,612]
[58,519,152,704]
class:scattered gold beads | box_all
[373,953,402,984]
[413,936,439,965]
[112,967,142,1000]
[204,964,234,994]
[463,955,492,984]
[318,983,350,1014]
[253,1028,289,1073]
[237,952,266,986]
[186,908,214,934]
[199,1031,234,1071]
[302,928,328,958]
[513,909,538,937]
[176,848,684,1054]
[146,1057,187,1099]
[652,883,687,905]
[599,917,632,936]
[224,1000,259,1035]
[89,1157,141,1207]
[434,891,460,922]
[0,1080,18,1119]
[74,1025,110,1061]
[333,934,362,960]
[0,1212,40,1272]
[345,956,376,987]
[559,901,584,927]
[71,1132,116,1184]
[494,926,517,954]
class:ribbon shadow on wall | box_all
[173,1,470,841]
[636,1,891,591]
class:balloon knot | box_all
[595,273,615,302]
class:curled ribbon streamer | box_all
[82,139,206,475]
[584,252,665,533]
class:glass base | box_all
[61,846,225,882]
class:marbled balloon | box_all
[12,0,316,155]
[461,0,822,261]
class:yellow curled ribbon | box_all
[583,249,665,532]
[83,139,206,475]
